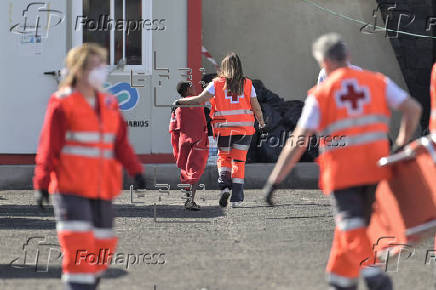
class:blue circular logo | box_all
[103,82,140,111]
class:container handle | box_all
[378,135,436,167]
[418,135,436,164]
[378,148,415,167]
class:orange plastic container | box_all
[368,135,436,257]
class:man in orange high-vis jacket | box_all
[263,33,421,290]
[430,63,436,134]
[175,53,266,208]
[33,44,146,290]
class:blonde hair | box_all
[217,52,245,96]
[59,43,107,88]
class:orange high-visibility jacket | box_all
[430,63,436,133]
[209,77,255,136]
[311,68,392,194]
[34,87,142,200]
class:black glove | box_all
[264,182,278,206]
[35,189,49,210]
[134,173,147,190]
[259,123,269,136]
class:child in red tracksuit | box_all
[169,82,209,210]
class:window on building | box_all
[82,0,110,63]
[79,0,150,68]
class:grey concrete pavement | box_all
[0,189,434,290]
[0,163,320,190]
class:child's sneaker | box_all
[232,201,244,208]
[185,199,200,211]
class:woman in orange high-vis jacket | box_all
[264,34,421,290]
[33,44,147,290]
[175,52,266,208]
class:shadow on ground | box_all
[0,205,54,217]
[0,264,127,279]
[0,202,330,221]
[0,217,55,230]
[0,204,226,229]
[266,215,332,220]
[114,204,225,219]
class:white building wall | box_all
[202,0,407,97]
[150,0,187,154]
[202,0,408,137]
[0,0,188,155]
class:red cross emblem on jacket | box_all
[225,92,244,104]
[335,79,370,115]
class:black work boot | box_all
[364,274,393,290]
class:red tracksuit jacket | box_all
[169,100,208,184]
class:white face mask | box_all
[88,65,108,89]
